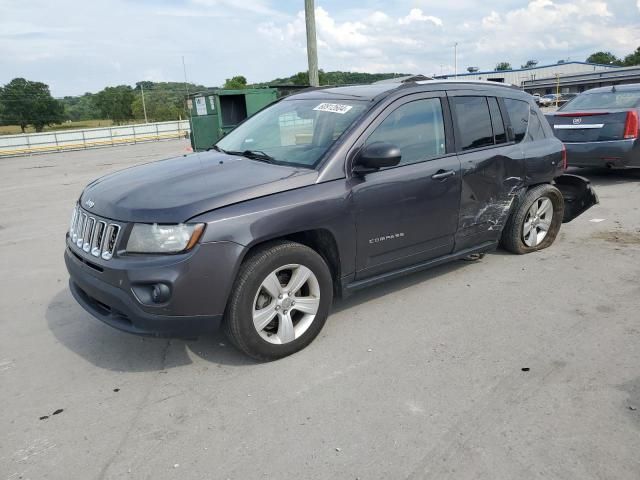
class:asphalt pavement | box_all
[1,140,639,480]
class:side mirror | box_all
[353,142,401,174]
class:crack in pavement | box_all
[96,339,172,480]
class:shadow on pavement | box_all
[333,257,473,313]
[45,288,254,371]
[567,166,640,187]
[47,257,483,372]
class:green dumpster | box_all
[187,88,278,151]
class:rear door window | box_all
[451,96,494,151]
[504,99,530,142]
[487,97,507,144]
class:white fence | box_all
[0,120,191,157]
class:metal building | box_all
[522,65,640,95]
[434,61,617,87]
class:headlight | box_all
[126,223,205,254]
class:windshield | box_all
[216,98,368,168]
[561,91,640,110]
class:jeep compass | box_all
[65,81,598,360]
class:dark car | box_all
[557,92,578,106]
[65,80,598,360]
[546,84,640,168]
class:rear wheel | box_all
[223,241,333,360]
[501,184,564,254]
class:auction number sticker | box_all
[313,103,353,114]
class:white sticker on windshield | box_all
[313,103,353,114]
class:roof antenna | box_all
[611,85,617,93]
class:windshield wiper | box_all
[208,144,226,153]
[224,149,278,164]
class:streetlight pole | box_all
[454,42,458,79]
[305,0,320,87]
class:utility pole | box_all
[454,42,458,79]
[305,0,319,87]
[141,84,148,123]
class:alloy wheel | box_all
[522,196,553,247]
[252,264,321,344]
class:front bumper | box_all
[65,238,245,337]
[565,139,640,168]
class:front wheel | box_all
[501,184,564,254]
[223,241,333,361]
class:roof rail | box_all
[415,79,520,89]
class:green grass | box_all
[0,119,145,135]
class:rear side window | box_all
[504,99,529,142]
[365,98,446,166]
[526,110,546,141]
[487,97,507,144]
[562,91,640,110]
[451,96,494,150]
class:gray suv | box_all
[65,81,597,360]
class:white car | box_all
[539,94,560,107]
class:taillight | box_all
[623,110,639,139]
[561,144,567,170]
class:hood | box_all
[80,151,318,223]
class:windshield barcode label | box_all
[313,103,353,114]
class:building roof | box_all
[436,61,618,78]
[522,65,640,89]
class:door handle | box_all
[431,169,456,180]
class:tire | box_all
[501,184,564,254]
[223,240,333,361]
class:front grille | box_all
[69,205,122,260]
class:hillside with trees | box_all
[258,70,410,87]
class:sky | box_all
[1,0,638,97]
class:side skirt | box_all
[341,241,498,295]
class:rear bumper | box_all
[554,174,599,223]
[65,238,245,337]
[565,139,640,168]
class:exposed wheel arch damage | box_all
[553,174,599,223]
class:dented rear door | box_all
[449,93,526,251]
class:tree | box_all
[61,93,100,121]
[586,51,623,65]
[256,70,412,87]
[93,85,135,124]
[132,88,182,122]
[223,76,248,89]
[131,82,206,122]
[623,46,640,66]
[495,62,512,71]
[521,59,538,68]
[0,78,64,132]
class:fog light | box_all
[151,284,171,303]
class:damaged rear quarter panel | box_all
[455,143,526,249]
[554,174,599,222]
